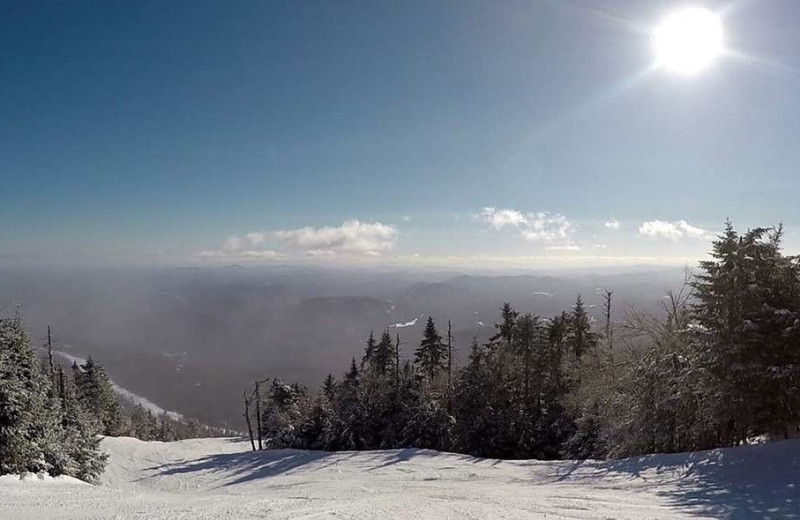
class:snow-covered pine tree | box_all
[453,337,497,456]
[0,316,106,480]
[693,221,800,443]
[414,317,446,380]
[334,358,367,449]
[0,314,52,475]
[568,295,597,361]
[372,330,395,376]
[73,356,124,436]
[58,366,107,481]
[322,374,337,403]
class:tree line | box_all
[0,322,229,481]
[246,221,800,459]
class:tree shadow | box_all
[143,447,472,488]
[553,440,800,519]
[145,449,339,487]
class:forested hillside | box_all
[245,222,800,459]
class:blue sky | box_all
[2,0,799,268]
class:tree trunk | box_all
[243,390,256,451]
[255,381,263,450]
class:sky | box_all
[2,0,799,269]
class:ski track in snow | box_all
[54,351,183,420]
[390,313,424,329]
[4,437,799,519]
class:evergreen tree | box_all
[333,358,367,449]
[361,331,376,367]
[454,338,497,456]
[415,317,446,379]
[693,222,800,442]
[0,316,106,480]
[58,369,107,480]
[489,303,518,350]
[322,374,337,403]
[568,296,597,360]
[372,330,395,376]
[0,314,52,475]
[73,357,123,436]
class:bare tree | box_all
[395,333,401,393]
[243,389,256,451]
[603,291,614,382]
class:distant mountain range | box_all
[0,266,685,428]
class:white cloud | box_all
[240,250,279,259]
[480,207,527,230]
[401,215,411,222]
[481,208,573,242]
[605,219,620,230]
[223,232,265,252]
[195,248,279,260]
[198,220,397,261]
[638,220,712,240]
[546,244,581,251]
[522,212,573,241]
[593,244,608,249]
[275,220,397,255]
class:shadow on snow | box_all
[551,439,800,520]
[144,439,800,518]
[144,447,474,488]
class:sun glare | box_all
[654,7,724,75]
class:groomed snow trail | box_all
[2,437,798,519]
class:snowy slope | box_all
[2,436,799,519]
[54,350,183,420]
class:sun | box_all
[653,7,724,75]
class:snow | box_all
[3,436,799,519]
[55,351,183,420]
[0,472,88,485]
[476,321,485,327]
[532,291,553,297]
[390,313,424,328]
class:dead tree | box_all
[255,380,263,450]
[243,389,256,451]
[446,320,453,411]
[395,333,401,393]
[603,290,614,381]
[46,326,55,383]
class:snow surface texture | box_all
[2,437,799,519]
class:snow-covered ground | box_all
[2,437,798,519]
[54,350,183,420]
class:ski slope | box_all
[2,436,798,519]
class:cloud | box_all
[275,220,397,255]
[638,220,711,240]
[401,215,411,222]
[480,208,527,230]
[593,244,608,249]
[546,244,581,251]
[605,219,620,230]
[222,232,265,252]
[522,213,573,241]
[195,248,278,260]
[240,250,279,259]
[481,208,573,242]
